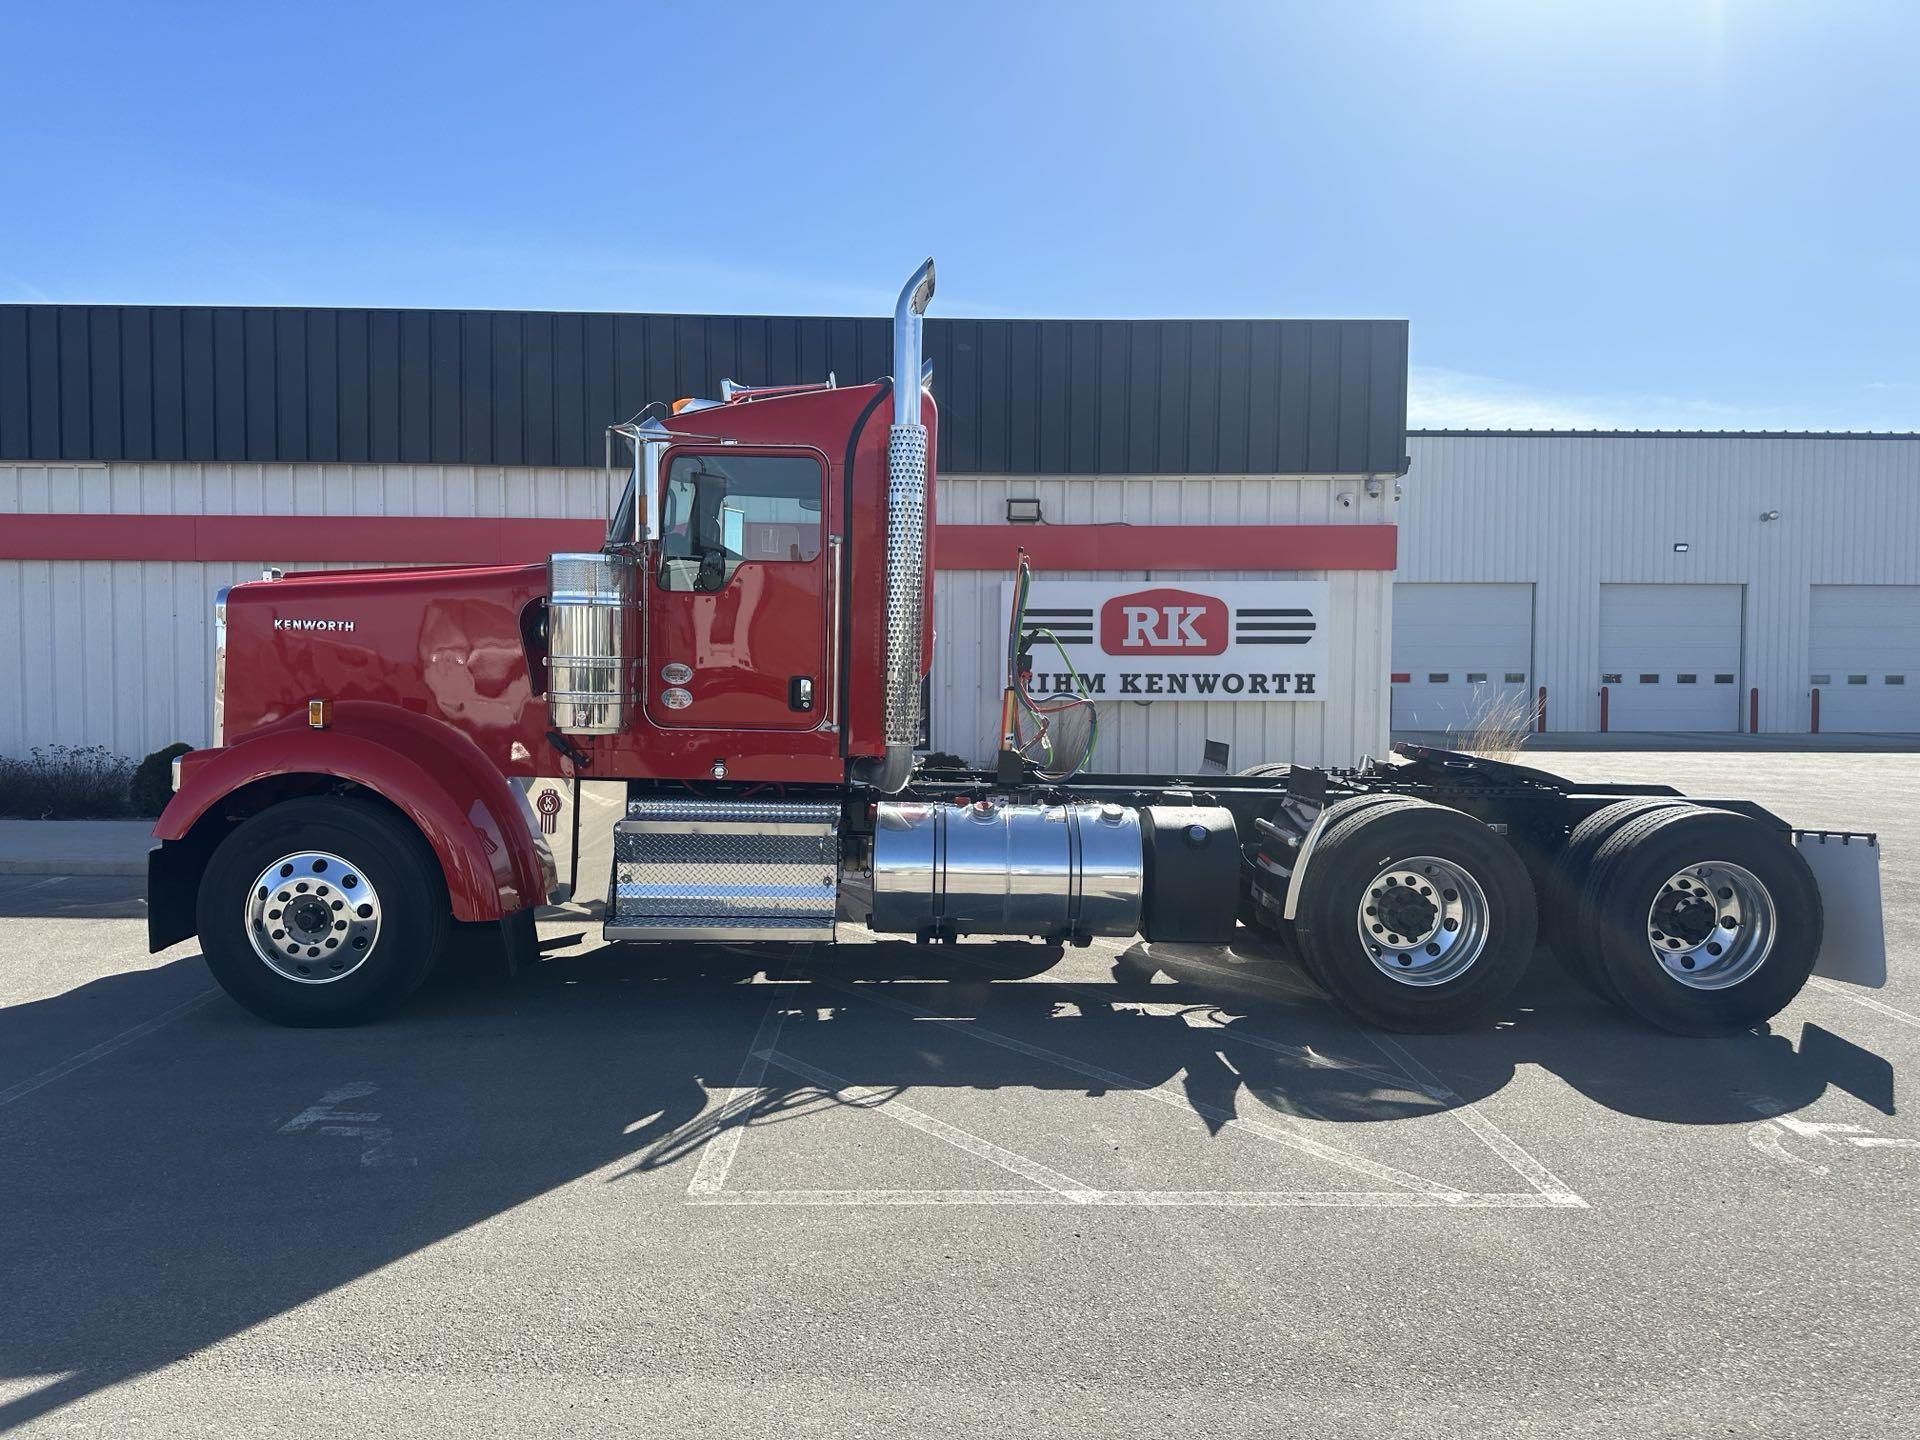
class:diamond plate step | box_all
[604,797,840,943]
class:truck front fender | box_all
[154,702,548,929]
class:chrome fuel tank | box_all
[870,799,1144,940]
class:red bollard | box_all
[1536,685,1548,733]
[1811,688,1821,734]
[1599,685,1608,733]
[1749,687,1759,734]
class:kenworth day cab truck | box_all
[149,262,1884,1034]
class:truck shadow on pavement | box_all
[0,934,1895,1431]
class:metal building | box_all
[1394,431,1920,736]
[0,304,1408,771]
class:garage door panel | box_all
[1392,583,1533,734]
[1811,585,1920,733]
[1600,584,1742,732]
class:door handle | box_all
[789,676,815,712]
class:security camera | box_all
[1336,491,1355,509]
[1760,509,1781,522]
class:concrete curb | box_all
[0,856,150,877]
[0,819,156,878]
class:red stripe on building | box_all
[0,514,604,564]
[0,515,1398,571]
[936,523,1396,571]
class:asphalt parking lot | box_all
[2,752,1916,1438]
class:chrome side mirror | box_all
[607,416,671,545]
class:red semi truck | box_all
[148,261,1882,1034]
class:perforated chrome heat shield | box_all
[604,797,840,942]
[883,423,929,747]
[547,551,632,734]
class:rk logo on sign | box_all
[1099,588,1229,656]
[1005,579,1331,703]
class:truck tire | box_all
[195,795,449,1026]
[1293,798,1538,1032]
[1577,806,1822,1037]
[1253,793,1408,987]
[1548,798,1695,1006]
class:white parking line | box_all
[692,1188,1582,1208]
[759,1049,1104,1202]
[0,990,216,1110]
[1141,950,1586,1206]
[818,977,1470,1201]
[1360,1029,1586,1206]
[1807,977,1920,1032]
[686,991,792,1198]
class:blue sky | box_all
[3,1,1915,430]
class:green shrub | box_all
[129,742,194,817]
[0,745,137,819]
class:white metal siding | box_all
[1810,585,1920,732]
[0,462,615,758]
[1397,435,1920,733]
[1390,582,1533,735]
[1599,584,1743,731]
[3,463,1393,771]
[934,475,1394,772]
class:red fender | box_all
[156,701,547,921]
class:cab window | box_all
[658,452,823,592]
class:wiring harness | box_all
[1000,551,1099,781]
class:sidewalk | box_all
[1395,730,1920,754]
[0,819,154,876]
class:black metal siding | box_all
[0,305,1408,475]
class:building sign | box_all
[1005,580,1330,702]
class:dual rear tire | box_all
[1258,792,1820,1038]
[1291,798,1539,1032]
[1551,802,1821,1036]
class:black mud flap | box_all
[498,906,539,978]
[147,839,199,952]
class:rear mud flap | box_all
[1796,830,1885,988]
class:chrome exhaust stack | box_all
[871,257,936,794]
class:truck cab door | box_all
[645,446,831,732]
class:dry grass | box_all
[1451,688,1540,759]
[0,745,136,819]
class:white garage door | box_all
[1810,585,1920,733]
[1391,583,1534,736]
[1599,584,1742,732]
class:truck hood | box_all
[222,561,553,766]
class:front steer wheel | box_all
[1293,798,1538,1032]
[195,796,449,1026]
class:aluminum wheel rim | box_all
[1645,860,1776,990]
[1358,855,1491,987]
[244,850,381,984]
